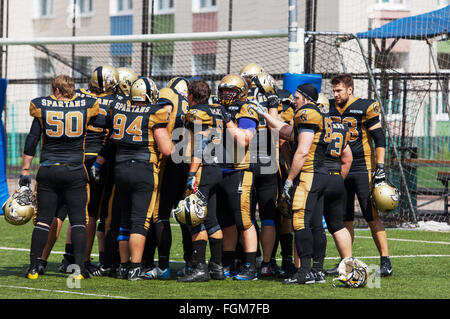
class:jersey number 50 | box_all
[46,110,84,138]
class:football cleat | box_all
[37,259,47,275]
[312,270,326,284]
[260,262,272,277]
[324,263,340,276]
[208,261,225,280]
[233,263,258,281]
[91,265,111,277]
[26,267,39,280]
[59,256,74,273]
[223,265,236,278]
[278,263,298,279]
[117,263,130,279]
[177,263,210,283]
[145,266,170,280]
[128,266,145,281]
[377,259,393,277]
[282,269,315,285]
[84,260,99,276]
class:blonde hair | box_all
[51,75,75,98]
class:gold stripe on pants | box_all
[292,172,314,231]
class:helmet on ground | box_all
[130,77,159,103]
[172,191,207,227]
[218,74,248,106]
[332,257,370,288]
[2,186,36,226]
[117,67,138,96]
[89,65,119,93]
[372,181,400,212]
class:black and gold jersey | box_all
[109,100,169,164]
[323,121,351,172]
[329,97,380,174]
[76,88,117,155]
[185,103,224,166]
[157,87,189,142]
[292,102,335,175]
[29,94,99,167]
[222,101,259,170]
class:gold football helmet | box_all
[130,77,159,104]
[89,65,119,93]
[2,186,36,226]
[372,181,400,212]
[167,77,189,98]
[252,72,277,95]
[240,63,264,87]
[117,67,138,96]
[317,93,330,107]
[332,257,370,288]
[172,191,207,227]
[218,74,248,106]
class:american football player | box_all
[214,74,260,280]
[107,77,174,280]
[143,76,191,280]
[326,74,392,277]
[21,75,99,280]
[176,79,226,282]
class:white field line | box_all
[352,235,450,245]
[0,284,130,299]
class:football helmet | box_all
[252,72,277,95]
[372,181,400,212]
[240,63,264,87]
[218,74,248,107]
[332,257,369,288]
[89,65,119,93]
[172,191,207,227]
[2,186,35,226]
[130,77,159,104]
[276,192,293,218]
[168,77,189,98]
[117,67,138,96]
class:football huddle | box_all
[3,62,399,288]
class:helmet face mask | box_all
[372,181,400,213]
[333,257,369,288]
[218,74,248,107]
[130,77,159,104]
[2,186,35,226]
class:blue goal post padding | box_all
[0,78,9,213]
[283,73,322,97]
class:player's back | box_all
[30,94,99,167]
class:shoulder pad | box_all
[235,103,259,122]
[149,106,169,127]
[158,87,177,106]
[29,98,42,118]
[186,106,214,126]
[280,107,294,123]
[364,100,381,120]
[294,104,322,126]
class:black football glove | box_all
[219,105,232,124]
[19,175,31,187]
[266,94,280,109]
[374,163,386,184]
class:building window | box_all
[375,0,408,10]
[193,53,216,75]
[36,0,54,18]
[110,0,133,16]
[152,55,173,76]
[192,0,217,13]
[155,0,175,14]
[77,0,93,15]
[35,58,53,96]
[112,55,132,68]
